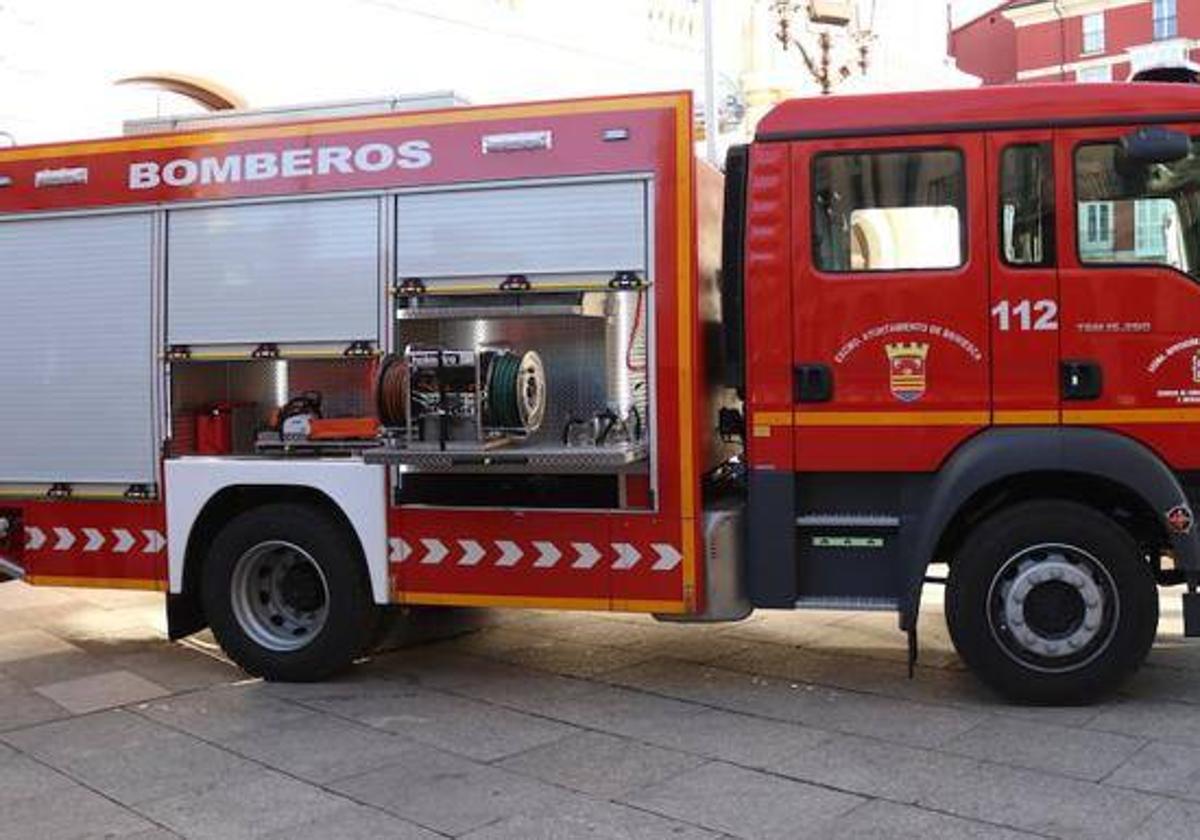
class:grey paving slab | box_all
[482,636,658,678]
[3,709,256,806]
[636,707,834,769]
[369,649,599,709]
[136,684,316,742]
[824,799,1043,840]
[623,761,865,840]
[920,761,1168,840]
[498,730,704,798]
[1,647,123,688]
[0,740,79,805]
[769,733,981,804]
[259,805,443,840]
[940,715,1146,782]
[134,768,351,840]
[296,682,577,761]
[214,712,429,784]
[0,784,155,840]
[460,794,722,840]
[331,743,575,836]
[34,669,169,715]
[709,643,1105,729]
[520,683,710,740]
[0,675,69,731]
[1126,799,1200,840]
[112,644,240,693]
[1104,739,1200,801]
[0,628,81,663]
[1087,698,1200,746]
[604,658,984,749]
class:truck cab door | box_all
[791,134,991,472]
[986,132,1061,425]
[1057,124,1200,471]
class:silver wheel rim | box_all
[986,542,1119,674]
[230,540,329,652]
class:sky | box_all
[951,0,1005,26]
[0,0,986,145]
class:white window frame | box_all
[1154,0,1177,41]
[1082,12,1105,55]
[1081,201,1114,256]
[1134,199,1174,260]
[1077,64,1113,83]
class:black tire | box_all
[201,503,380,681]
[945,500,1157,705]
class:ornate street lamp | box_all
[771,0,876,94]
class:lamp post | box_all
[770,0,875,94]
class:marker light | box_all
[34,167,88,187]
[482,131,552,154]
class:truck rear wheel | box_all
[202,503,379,681]
[945,500,1157,704]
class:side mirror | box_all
[1122,126,1190,164]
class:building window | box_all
[1154,0,1177,40]
[1000,144,1055,267]
[1082,12,1105,54]
[1135,199,1174,260]
[1077,65,1113,83]
[812,149,966,272]
[1079,201,1114,257]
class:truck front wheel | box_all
[945,500,1157,704]
[202,503,380,681]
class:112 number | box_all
[991,299,1058,332]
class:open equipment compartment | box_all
[373,176,655,511]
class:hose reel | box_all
[376,346,546,444]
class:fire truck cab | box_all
[0,83,1198,704]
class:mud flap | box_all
[1185,588,1200,639]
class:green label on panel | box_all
[812,536,885,549]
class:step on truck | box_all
[1,84,1198,703]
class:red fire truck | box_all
[1,84,1198,703]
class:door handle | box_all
[795,364,833,403]
[1061,360,1102,401]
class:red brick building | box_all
[952,0,1199,84]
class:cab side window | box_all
[1000,144,1055,267]
[1075,140,1200,280]
[812,149,966,273]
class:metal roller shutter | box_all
[395,180,647,280]
[0,213,156,484]
[167,198,380,345]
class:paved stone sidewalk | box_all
[0,579,1197,839]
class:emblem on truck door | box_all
[885,342,930,403]
[1167,505,1195,535]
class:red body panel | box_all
[743,143,794,472]
[15,500,167,590]
[986,130,1061,426]
[0,92,704,612]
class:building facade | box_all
[952,0,1199,84]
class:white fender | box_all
[165,458,389,604]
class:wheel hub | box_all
[988,543,1118,673]
[230,540,330,652]
[1002,554,1105,659]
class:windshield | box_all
[1075,140,1200,280]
